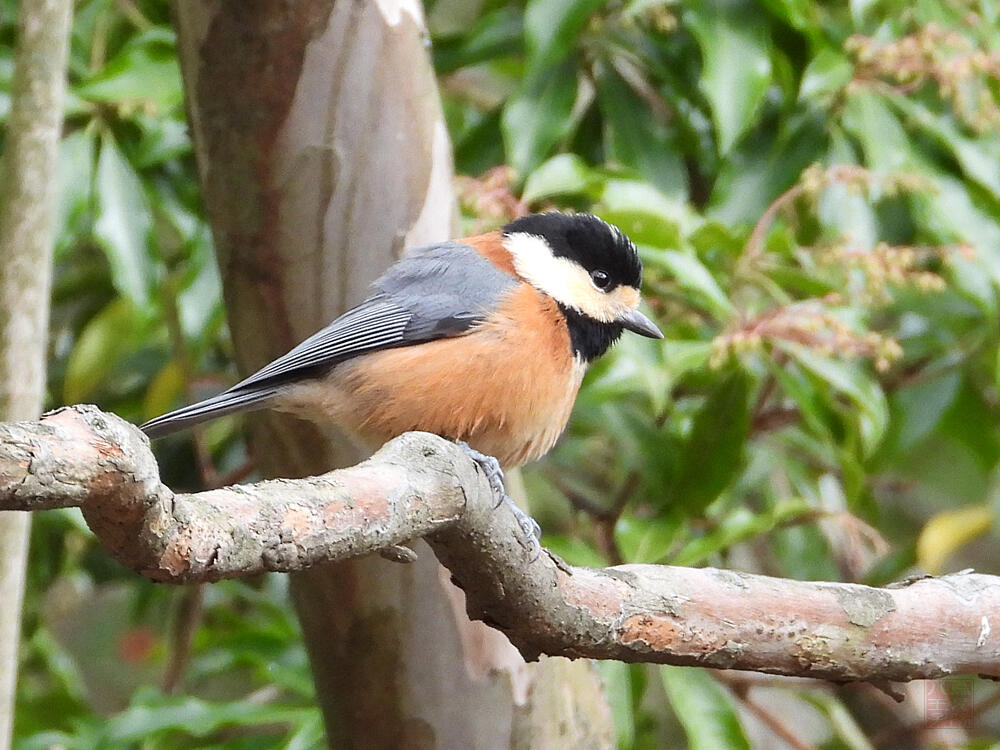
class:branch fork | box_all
[2,405,998,683]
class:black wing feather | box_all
[233,299,413,390]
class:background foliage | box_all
[6,0,1000,746]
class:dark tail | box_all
[140,387,278,439]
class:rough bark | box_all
[2,405,999,684]
[172,2,613,747]
[0,0,73,746]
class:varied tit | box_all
[141,212,663,475]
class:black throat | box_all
[558,304,623,362]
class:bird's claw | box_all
[507,500,543,561]
[456,442,506,506]
[457,441,542,561]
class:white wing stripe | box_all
[230,304,412,390]
[248,320,408,372]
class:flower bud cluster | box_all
[847,24,1000,133]
[818,242,972,304]
[455,167,529,232]
[710,300,903,373]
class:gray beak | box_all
[620,308,663,339]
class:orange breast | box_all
[277,285,584,468]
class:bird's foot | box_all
[456,442,506,506]
[457,442,542,560]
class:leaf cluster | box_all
[7,0,1000,746]
[435,0,1000,744]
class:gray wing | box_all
[140,241,516,438]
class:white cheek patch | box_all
[503,232,638,322]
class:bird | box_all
[141,212,662,534]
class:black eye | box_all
[590,269,611,290]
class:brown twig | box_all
[162,585,204,694]
[551,462,643,564]
[594,519,623,565]
[549,472,616,521]
[742,182,809,265]
[751,406,801,434]
[718,673,820,750]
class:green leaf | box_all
[996,346,1000,402]
[778,342,889,456]
[433,7,523,73]
[63,299,145,404]
[662,667,751,750]
[132,114,191,168]
[54,130,96,257]
[887,93,1000,202]
[0,53,12,121]
[850,0,879,24]
[670,370,751,515]
[521,153,600,203]
[772,524,840,580]
[102,688,316,742]
[889,372,961,454]
[142,360,185,421]
[598,661,635,750]
[95,133,154,306]
[283,712,328,750]
[585,333,673,413]
[661,340,714,381]
[758,0,818,35]
[799,692,876,750]
[75,29,183,113]
[799,48,852,102]
[769,357,833,441]
[534,535,608,567]
[594,60,687,199]
[647,249,734,319]
[687,220,745,258]
[615,513,683,563]
[523,0,604,70]
[502,59,579,177]
[708,114,827,225]
[915,175,1000,290]
[948,252,998,317]
[841,89,912,171]
[671,500,813,566]
[685,0,772,153]
[817,180,877,249]
[599,178,703,247]
[454,109,507,176]
[176,246,224,341]
[503,0,607,175]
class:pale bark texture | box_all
[3,405,1000,684]
[0,0,73,746]
[172,2,613,747]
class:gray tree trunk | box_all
[173,2,614,747]
[0,0,74,747]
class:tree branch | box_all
[3,405,999,684]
